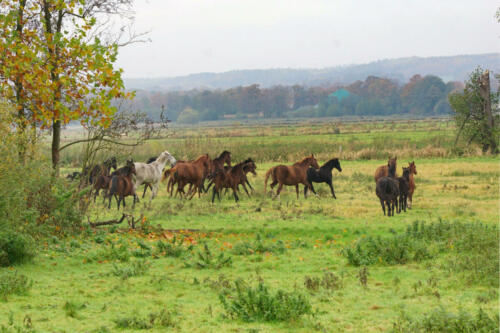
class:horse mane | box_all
[193,154,209,162]
[293,156,312,166]
[217,150,231,160]
[243,158,254,164]
[323,158,338,168]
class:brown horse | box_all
[205,151,232,192]
[374,157,397,182]
[212,159,257,202]
[407,161,417,209]
[265,155,319,199]
[107,160,136,209]
[170,154,212,199]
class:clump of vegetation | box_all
[84,241,130,263]
[219,280,311,322]
[343,220,499,287]
[392,307,499,332]
[0,232,36,267]
[113,309,177,329]
[132,239,152,258]
[231,234,286,256]
[154,236,193,258]
[187,244,232,269]
[111,260,151,280]
[63,300,86,318]
[0,271,32,301]
[304,271,343,293]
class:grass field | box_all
[1,121,499,332]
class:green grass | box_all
[2,121,499,332]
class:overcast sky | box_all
[116,0,499,78]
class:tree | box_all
[177,107,200,124]
[449,67,499,153]
[0,0,138,175]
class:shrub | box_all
[188,244,232,269]
[0,271,32,300]
[0,232,35,267]
[219,280,311,322]
[154,236,192,258]
[304,271,343,293]
[84,241,130,263]
[231,234,286,256]
[392,307,499,333]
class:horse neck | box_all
[154,154,170,169]
[321,161,335,172]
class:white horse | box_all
[133,150,176,201]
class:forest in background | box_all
[130,74,465,123]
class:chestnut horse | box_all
[265,155,320,199]
[211,159,257,203]
[374,157,397,182]
[108,160,136,209]
[170,154,212,199]
[407,161,417,209]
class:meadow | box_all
[1,119,498,332]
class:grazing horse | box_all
[212,159,257,203]
[304,158,342,198]
[170,154,212,199]
[407,161,417,209]
[265,155,320,199]
[374,157,397,182]
[86,157,117,184]
[108,160,136,209]
[397,167,410,213]
[375,177,400,217]
[133,151,177,201]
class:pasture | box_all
[1,120,499,332]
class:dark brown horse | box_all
[265,155,320,199]
[374,157,397,182]
[170,154,212,199]
[212,159,257,202]
[107,160,136,209]
[407,161,417,209]
[205,151,232,192]
[376,176,399,217]
[396,167,410,213]
[86,157,117,185]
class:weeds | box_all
[392,307,499,332]
[304,271,343,293]
[0,271,32,301]
[219,280,311,322]
[111,260,151,280]
[84,240,130,263]
[187,244,232,269]
[154,236,193,258]
[114,308,177,329]
[63,300,86,318]
[232,234,286,256]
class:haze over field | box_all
[117,0,500,83]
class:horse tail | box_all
[264,167,273,193]
[109,176,119,197]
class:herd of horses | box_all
[70,150,417,216]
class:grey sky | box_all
[117,0,499,78]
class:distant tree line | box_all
[131,75,464,123]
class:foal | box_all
[396,167,410,213]
[374,157,397,182]
[108,160,136,209]
[304,158,342,198]
[407,161,417,209]
[375,176,399,217]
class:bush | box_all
[392,307,499,332]
[111,260,151,280]
[187,244,232,269]
[219,280,311,322]
[0,232,35,267]
[231,234,286,256]
[84,241,130,263]
[154,236,193,258]
[0,271,32,300]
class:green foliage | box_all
[231,234,286,255]
[63,300,86,318]
[188,244,232,269]
[304,271,343,293]
[219,280,312,322]
[392,307,499,333]
[113,309,177,329]
[177,107,200,124]
[0,271,32,301]
[0,232,35,267]
[154,236,193,258]
[343,220,499,287]
[84,241,130,263]
[111,260,151,280]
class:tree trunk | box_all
[52,120,61,176]
[478,70,498,154]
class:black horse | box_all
[376,177,400,216]
[396,167,410,213]
[304,158,342,198]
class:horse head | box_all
[126,159,136,175]
[105,157,118,170]
[387,157,397,177]
[244,158,257,176]
[409,161,417,175]
[158,150,177,166]
[308,154,320,169]
[402,167,410,180]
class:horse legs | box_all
[142,183,150,199]
[295,185,299,199]
[408,192,413,209]
[241,182,251,197]
[232,186,239,202]
[327,180,336,199]
[274,183,283,200]
[379,199,386,216]
[246,179,254,193]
